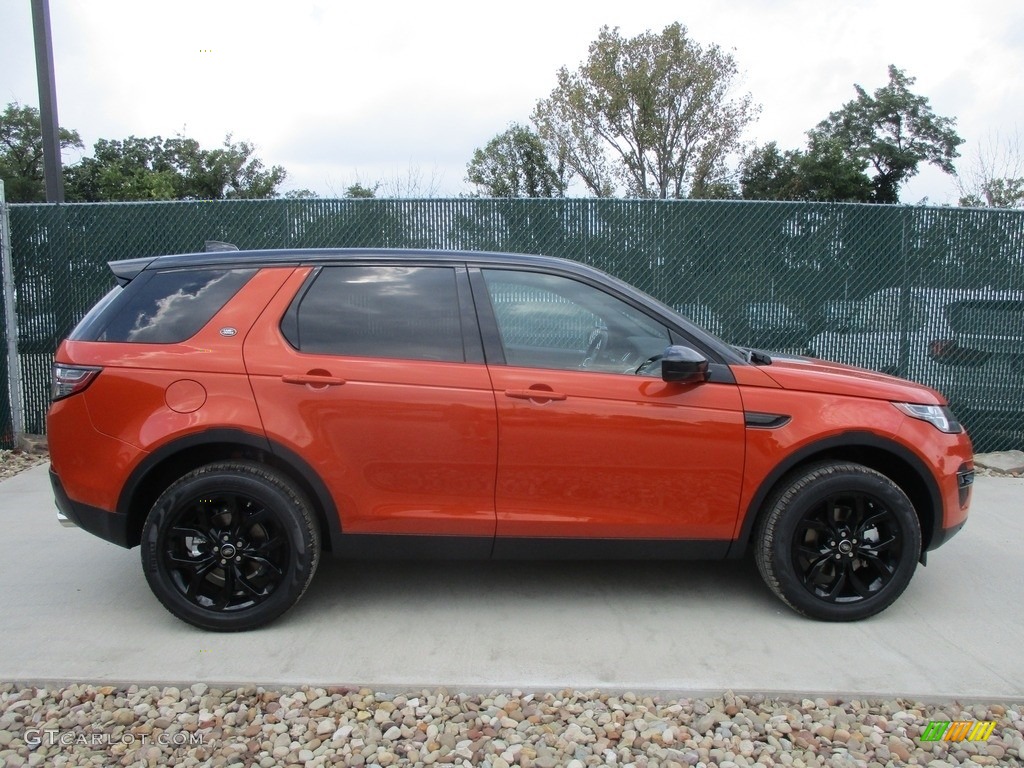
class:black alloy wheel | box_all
[755,462,921,621]
[141,461,320,631]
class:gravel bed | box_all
[0,449,48,482]
[0,684,1020,767]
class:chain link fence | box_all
[4,197,1024,451]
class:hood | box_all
[754,354,946,405]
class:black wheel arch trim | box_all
[727,431,944,559]
[117,429,343,552]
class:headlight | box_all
[893,402,962,434]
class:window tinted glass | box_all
[482,269,669,374]
[295,266,464,362]
[77,268,256,343]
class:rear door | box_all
[244,263,497,549]
[471,267,746,554]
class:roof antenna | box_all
[204,240,239,252]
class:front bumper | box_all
[50,468,133,548]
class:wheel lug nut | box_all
[834,554,841,560]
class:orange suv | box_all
[48,248,975,630]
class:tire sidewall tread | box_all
[141,461,320,632]
[755,461,921,622]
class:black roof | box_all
[109,248,603,285]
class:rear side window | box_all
[71,268,256,343]
[287,265,465,362]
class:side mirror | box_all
[661,345,710,384]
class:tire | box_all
[141,461,320,631]
[754,462,921,621]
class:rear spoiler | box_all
[107,241,239,286]
[108,257,153,286]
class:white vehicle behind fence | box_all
[808,287,1024,428]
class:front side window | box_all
[291,265,465,362]
[482,269,669,374]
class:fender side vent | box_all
[745,412,791,429]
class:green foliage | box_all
[741,66,961,204]
[740,143,799,200]
[813,65,963,204]
[959,178,1024,208]
[344,182,378,198]
[466,124,566,197]
[0,102,82,202]
[532,23,758,199]
[65,134,286,202]
[741,140,872,202]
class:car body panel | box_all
[487,364,746,540]
[242,267,498,540]
[47,248,974,592]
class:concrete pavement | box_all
[1,463,1021,700]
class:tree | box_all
[813,65,963,204]
[466,124,566,197]
[0,102,82,202]
[64,136,177,201]
[378,166,443,198]
[740,142,799,200]
[957,130,1024,208]
[740,140,872,202]
[162,134,286,199]
[532,23,758,199]
[344,182,378,198]
[65,133,287,202]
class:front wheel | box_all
[755,462,921,621]
[141,461,320,631]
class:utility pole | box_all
[31,0,64,203]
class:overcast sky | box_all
[3,0,1024,203]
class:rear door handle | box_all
[504,388,567,402]
[282,374,347,387]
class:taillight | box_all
[928,339,957,359]
[927,339,989,367]
[51,365,102,401]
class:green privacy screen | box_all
[7,198,1024,450]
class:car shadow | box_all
[288,554,780,625]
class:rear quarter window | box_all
[70,268,256,344]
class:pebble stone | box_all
[0,684,1020,766]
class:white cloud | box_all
[3,0,1023,201]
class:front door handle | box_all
[282,373,347,387]
[504,388,567,403]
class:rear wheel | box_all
[141,461,320,631]
[755,462,920,621]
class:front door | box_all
[474,268,746,551]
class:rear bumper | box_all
[50,468,133,548]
